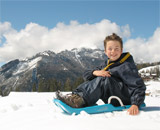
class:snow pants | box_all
[73,77,131,106]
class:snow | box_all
[41,52,50,56]
[145,81,160,97]
[0,81,160,130]
[61,64,68,71]
[73,49,85,68]
[139,65,160,73]
[13,57,42,75]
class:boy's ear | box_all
[121,48,123,53]
[104,50,107,55]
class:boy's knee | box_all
[96,76,109,80]
[95,76,110,86]
[95,76,107,83]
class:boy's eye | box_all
[108,48,112,51]
[107,47,121,51]
[115,48,119,51]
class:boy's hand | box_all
[93,70,111,77]
[127,105,139,115]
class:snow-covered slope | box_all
[0,81,160,130]
[13,57,42,75]
[139,65,160,73]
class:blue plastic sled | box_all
[53,98,146,115]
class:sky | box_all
[0,0,160,66]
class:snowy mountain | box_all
[0,48,106,96]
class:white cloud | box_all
[0,19,130,63]
[0,22,16,43]
[124,27,160,63]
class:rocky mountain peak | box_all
[0,48,106,96]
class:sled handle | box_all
[108,96,124,106]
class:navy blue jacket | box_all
[83,52,146,106]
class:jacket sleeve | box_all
[83,63,106,81]
[110,62,146,106]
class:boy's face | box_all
[105,40,123,61]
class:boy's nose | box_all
[111,49,116,53]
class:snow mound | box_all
[0,82,160,130]
[145,81,160,97]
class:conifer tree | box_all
[156,66,160,77]
[72,77,84,90]
[49,78,58,92]
[64,78,72,91]
[0,87,2,96]
[38,78,49,92]
[57,81,62,91]
[32,83,37,92]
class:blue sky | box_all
[0,0,160,66]
[1,0,159,38]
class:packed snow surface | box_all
[0,81,160,130]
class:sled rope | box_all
[108,96,124,106]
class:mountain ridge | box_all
[0,48,107,96]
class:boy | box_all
[56,33,146,115]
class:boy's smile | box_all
[105,40,122,61]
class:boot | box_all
[56,90,85,108]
